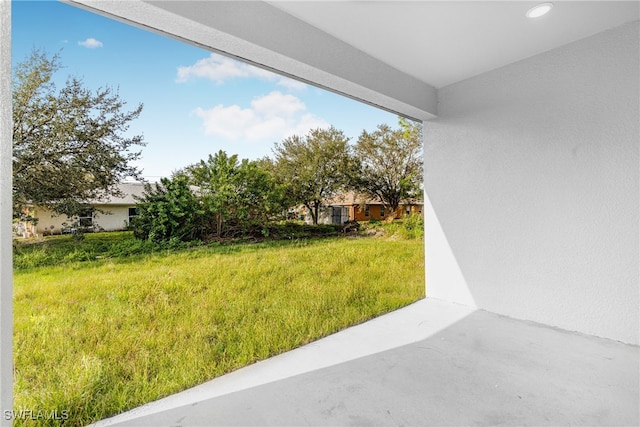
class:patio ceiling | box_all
[65,1,639,120]
[267,1,640,88]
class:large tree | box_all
[354,118,423,216]
[183,150,287,238]
[272,126,354,225]
[12,49,145,218]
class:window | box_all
[78,209,93,228]
[128,207,139,223]
[364,204,370,217]
[380,205,385,217]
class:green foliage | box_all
[183,150,288,238]
[379,215,424,239]
[262,221,342,240]
[13,246,51,270]
[12,49,145,219]
[354,118,423,215]
[71,228,86,242]
[273,126,355,224]
[13,226,347,270]
[129,151,289,243]
[130,176,204,243]
[368,217,381,226]
[396,214,424,239]
[13,232,153,269]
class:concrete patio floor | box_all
[94,298,639,427]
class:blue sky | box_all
[12,0,401,180]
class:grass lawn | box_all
[13,232,424,426]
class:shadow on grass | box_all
[13,229,348,271]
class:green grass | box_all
[362,215,425,240]
[13,233,424,426]
[12,223,344,270]
[13,231,199,269]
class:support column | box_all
[0,0,13,425]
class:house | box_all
[18,182,147,237]
[305,192,423,225]
[330,192,423,222]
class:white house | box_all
[18,182,147,237]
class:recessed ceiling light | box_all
[526,2,553,18]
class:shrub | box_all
[368,217,381,226]
[396,214,424,239]
[130,176,205,243]
[364,214,423,240]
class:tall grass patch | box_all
[361,215,424,239]
[14,236,424,426]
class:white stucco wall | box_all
[94,206,132,231]
[424,21,639,345]
[30,207,68,235]
[29,205,132,235]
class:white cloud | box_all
[251,91,305,118]
[277,78,308,91]
[194,105,257,140]
[194,91,329,142]
[287,113,333,138]
[78,38,103,48]
[177,53,307,91]
[176,53,273,84]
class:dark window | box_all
[78,209,93,227]
[128,207,139,223]
[364,205,370,217]
[380,205,385,217]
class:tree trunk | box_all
[304,202,318,225]
[216,213,223,237]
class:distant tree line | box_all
[11,50,423,243]
[132,119,422,243]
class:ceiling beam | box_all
[65,0,437,121]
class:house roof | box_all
[326,191,423,207]
[90,182,148,206]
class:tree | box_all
[131,175,204,243]
[354,118,423,216]
[12,49,145,219]
[272,126,354,225]
[185,151,239,237]
[131,151,287,242]
[183,150,287,238]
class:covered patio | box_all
[1,1,638,425]
[94,298,638,426]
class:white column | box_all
[0,0,13,425]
